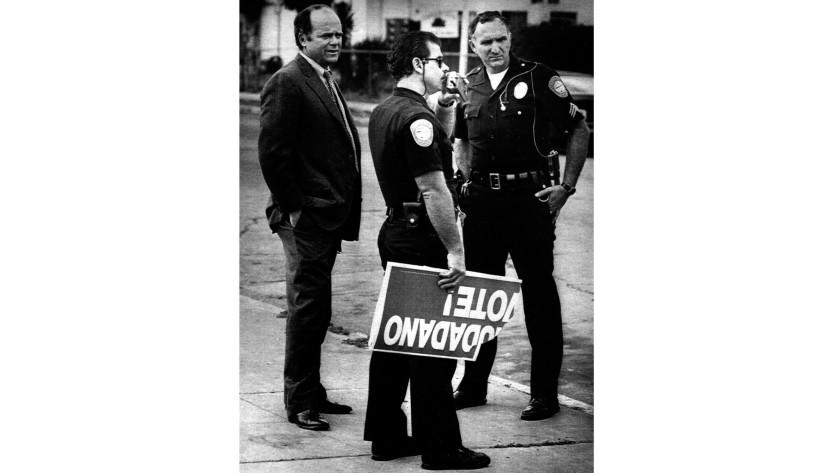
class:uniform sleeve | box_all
[453,102,467,140]
[537,66,586,132]
[402,117,444,177]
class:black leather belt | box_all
[470,170,545,190]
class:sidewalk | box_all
[240,293,593,472]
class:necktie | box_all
[323,70,358,171]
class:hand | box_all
[438,252,466,291]
[534,185,572,218]
[438,90,459,107]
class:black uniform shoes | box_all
[421,447,491,470]
[520,397,560,421]
[452,390,488,410]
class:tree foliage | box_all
[334,1,354,47]
[513,23,593,74]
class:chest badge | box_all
[513,81,528,99]
[410,119,434,147]
[548,76,569,98]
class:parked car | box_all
[558,71,594,157]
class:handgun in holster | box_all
[402,202,424,229]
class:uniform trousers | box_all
[276,211,342,416]
[363,219,463,453]
[457,185,564,401]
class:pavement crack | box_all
[240,217,262,237]
[563,281,594,295]
[242,454,371,464]
[488,439,592,449]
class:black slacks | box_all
[363,220,462,453]
[276,212,342,415]
[457,186,564,401]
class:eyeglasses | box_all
[421,57,445,67]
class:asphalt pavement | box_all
[239,92,594,471]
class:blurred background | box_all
[239,0,593,99]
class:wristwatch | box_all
[560,182,576,196]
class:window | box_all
[501,11,528,35]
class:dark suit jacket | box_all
[258,54,362,241]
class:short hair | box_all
[468,11,510,38]
[293,4,332,50]
[387,31,442,81]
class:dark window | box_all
[548,0,559,4]
[531,0,544,4]
[501,11,528,35]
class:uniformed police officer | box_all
[451,11,591,421]
[363,31,491,470]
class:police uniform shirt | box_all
[453,55,585,174]
[369,87,455,209]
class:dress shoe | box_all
[453,390,487,410]
[421,446,491,470]
[318,399,352,414]
[288,409,330,431]
[520,397,560,421]
[371,437,420,461]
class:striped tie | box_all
[323,70,358,171]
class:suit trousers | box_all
[277,212,342,415]
[457,186,564,401]
[363,220,462,453]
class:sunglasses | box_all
[421,57,445,67]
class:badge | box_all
[548,76,568,98]
[410,119,434,147]
[513,81,528,99]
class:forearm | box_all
[415,171,464,257]
[562,120,590,187]
[433,93,456,136]
[453,138,471,177]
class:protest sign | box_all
[368,262,522,361]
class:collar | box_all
[393,87,428,107]
[299,52,330,78]
[470,55,530,88]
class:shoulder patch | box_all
[409,119,434,147]
[466,66,482,77]
[548,75,569,98]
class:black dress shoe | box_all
[288,409,330,431]
[520,397,560,421]
[371,437,420,461]
[453,390,487,410]
[421,446,491,470]
[318,399,352,414]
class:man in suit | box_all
[258,4,361,431]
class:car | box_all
[558,71,594,157]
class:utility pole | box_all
[458,8,470,74]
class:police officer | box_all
[451,11,591,421]
[363,31,491,470]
